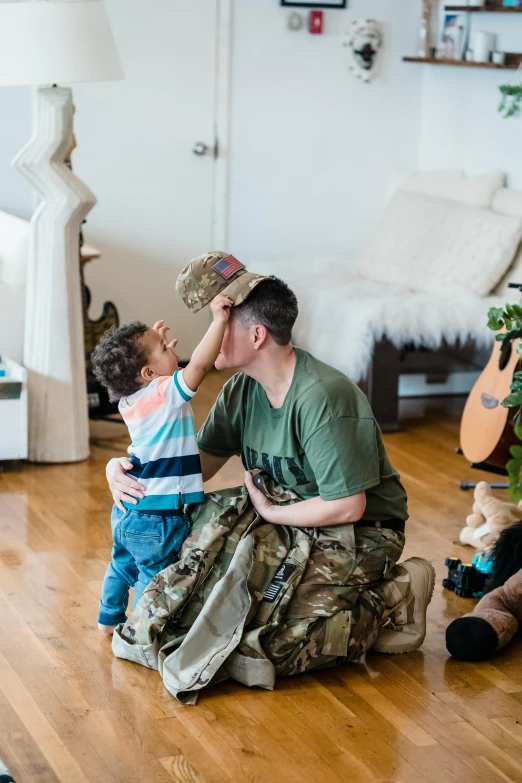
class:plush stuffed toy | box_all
[459,481,522,550]
[446,521,522,660]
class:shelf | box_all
[445,4,522,10]
[403,54,522,69]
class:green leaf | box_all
[508,303,522,319]
[502,392,522,407]
[488,307,505,330]
[514,423,522,440]
[510,445,522,459]
[506,456,522,502]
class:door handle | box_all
[193,141,209,156]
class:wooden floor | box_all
[1,375,522,783]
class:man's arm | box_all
[200,450,229,482]
[244,472,366,527]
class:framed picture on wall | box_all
[436,13,470,60]
[281,0,346,7]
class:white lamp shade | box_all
[0,1,123,87]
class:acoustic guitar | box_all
[80,240,120,419]
[460,334,521,469]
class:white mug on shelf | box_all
[469,0,485,7]
[492,51,506,66]
[472,31,496,63]
[465,49,474,61]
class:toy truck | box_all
[443,552,493,598]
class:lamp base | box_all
[13,86,96,462]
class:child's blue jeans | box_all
[98,505,191,626]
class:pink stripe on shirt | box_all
[120,377,170,423]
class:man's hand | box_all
[106,457,145,512]
[244,472,276,522]
[210,295,233,325]
[245,470,366,528]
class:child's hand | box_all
[152,320,178,351]
[210,295,233,324]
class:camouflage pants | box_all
[240,523,406,677]
[112,481,408,703]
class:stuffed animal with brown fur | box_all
[459,481,522,550]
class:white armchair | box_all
[0,210,29,364]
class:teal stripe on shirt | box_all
[131,416,195,447]
[123,491,205,511]
[174,371,191,402]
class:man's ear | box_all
[140,364,158,383]
[252,324,268,350]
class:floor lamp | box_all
[0,1,123,463]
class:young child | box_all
[91,294,232,633]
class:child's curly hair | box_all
[91,321,149,401]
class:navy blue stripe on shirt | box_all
[129,453,202,479]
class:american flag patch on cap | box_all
[212,255,245,280]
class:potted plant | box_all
[487,303,522,498]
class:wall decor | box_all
[418,0,436,58]
[436,13,470,60]
[472,30,496,63]
[343,19,383,82]
[281,0,346,8]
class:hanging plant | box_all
[498,84,522,119]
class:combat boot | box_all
[373,557,436,654]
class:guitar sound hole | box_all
[499,341,512,371]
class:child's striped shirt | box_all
[118,370,204,511]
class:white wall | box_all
[228,0,423,264]
[418,13,522,186]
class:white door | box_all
[73,0,224,356]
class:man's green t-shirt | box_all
[197,348,408,523]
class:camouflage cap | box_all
[176,251,270,313]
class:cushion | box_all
[402,170,505,209]
[492,187,522,218]
[355,189,522,297]
[492,188,522,297]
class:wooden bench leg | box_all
[365,338,401,433]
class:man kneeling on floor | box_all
[106,252,435,660]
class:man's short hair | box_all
[234,276,298,346]
[91,321,149,401]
